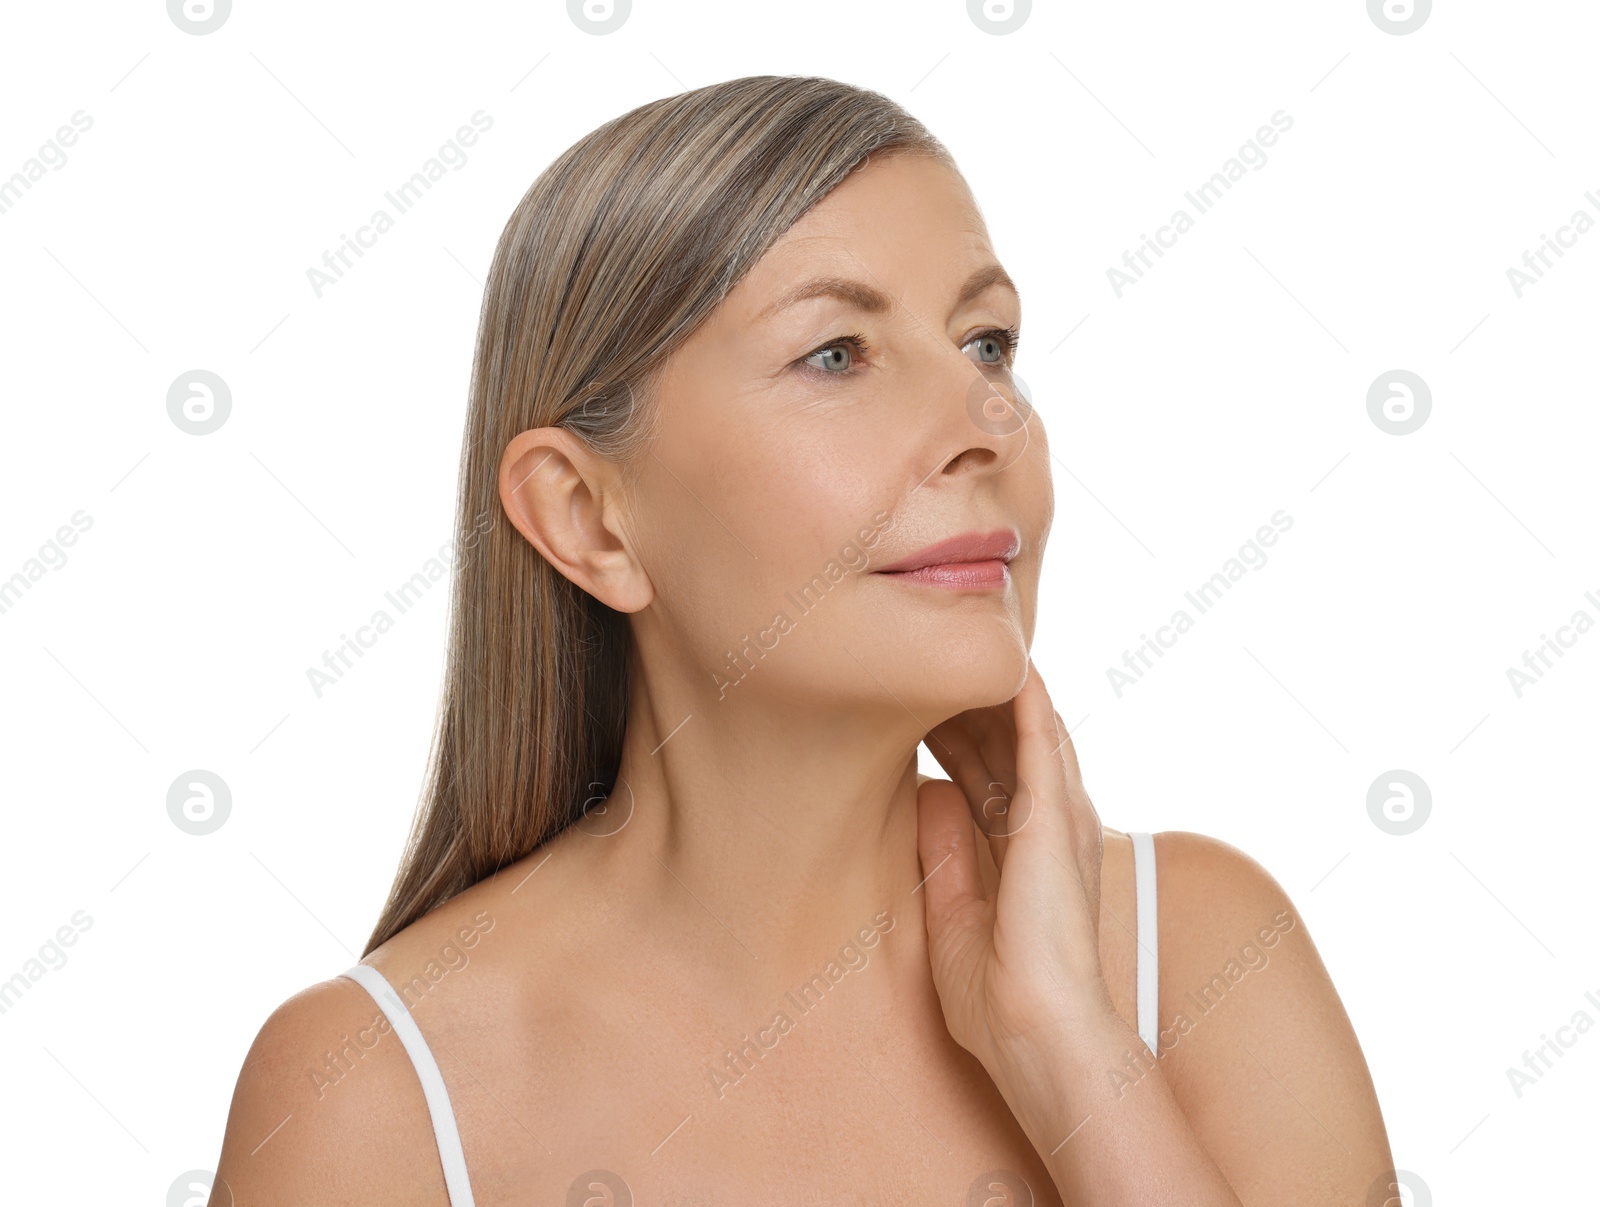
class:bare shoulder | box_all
[1150,829,1280,900]
[212,970,453,1207]
[1143,831,1396,1203]
[210,836,591,1207]
[1148,830,1343,1054]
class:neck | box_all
[587,650,941,998]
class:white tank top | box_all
[340,830,1160,1206]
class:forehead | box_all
[724,153,999,318]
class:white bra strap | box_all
[341,963,476,1207]
[1129,831,1159,1055]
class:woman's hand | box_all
[917,661,1253,1206]
[914,658,1116,1082]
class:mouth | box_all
[872,527,1020,591]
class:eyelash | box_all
[799,325,1021,377]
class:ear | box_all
[498,426,653,613]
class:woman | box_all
[214,75,1395,1205]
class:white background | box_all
[1,1,1595,1203]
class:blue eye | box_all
[796,325,1021,378]
[801,332,872,375]
[968,326,1021,366]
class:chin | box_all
[900,625,1030,717]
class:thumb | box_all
[916,777,985,938]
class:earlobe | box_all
[497,427,653,613]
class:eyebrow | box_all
[758,262,1020,323]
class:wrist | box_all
[985,1006,1145,1151]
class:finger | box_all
[1046,705,1102,851]
[1007,662,1071,845]
[922,721,1014,871]
[1044,709,1081,810]
[936,705,1021,794]
[1050,707,1084,786]
[1001,664,1101,916]
[967,703,1021,794]
[915,777,988,940]
[1030,681,1107,928]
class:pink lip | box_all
[873,527,1020,590]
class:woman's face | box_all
[621,150,1053,721]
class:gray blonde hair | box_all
[365,74,954,953]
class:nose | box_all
[929,353,1035,479]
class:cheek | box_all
[742,429,894,572]
[1025,436,1054,533]
[687,391,890,552]
[632,410,878,637]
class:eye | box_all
[795,325,1021,379]
[799,332,872,376]
[966,325,1020,367]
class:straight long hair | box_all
[364,75,953,955]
